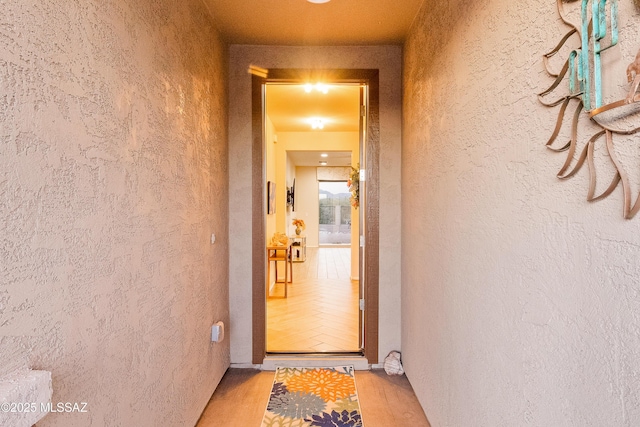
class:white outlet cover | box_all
[211,322,224,342]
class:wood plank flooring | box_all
[267,247,360,353]
[295,246,353,280]
[196,368,432,427]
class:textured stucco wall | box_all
[229,45,402,365]
[1,1,229,426]
[403,0,640,425]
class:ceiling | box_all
[288,150,352,167]
[266,83,361,132]
[267,84,359,167]
[202,0,425,45]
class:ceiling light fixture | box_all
[315,83,329,94]
[303,82,329,94]
[311,118,325,130]
[320,153,328,158]
[307,0,331,3]
[319,161,328,166]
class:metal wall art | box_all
[539,0,640,219]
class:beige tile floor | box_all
[266,247,360,353]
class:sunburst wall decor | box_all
[539,0,640,219]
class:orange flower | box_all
[286,369,356,402]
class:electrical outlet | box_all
[211,321,224,343]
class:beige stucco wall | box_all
[1,1,229,426]
[403,0,640,425]
[228,45,402,365]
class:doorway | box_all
[264,82,360,353]
[251,69,380,364]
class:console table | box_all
[266,242,292,298]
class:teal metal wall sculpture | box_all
[539,0,640,219]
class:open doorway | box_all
[251,68,380,364]
[264,82,360,354]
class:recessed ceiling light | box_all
[315,83,329,94]
[319,161,328,166]
[308,0,330,3]
[320,153,328,158]
[303,82,329,94]
[310,118,325,130]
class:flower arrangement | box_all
[292,218,306,229]
[347,164,360,209]
[292,218,305,235]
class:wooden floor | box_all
[292,246,353,280]
[196,368,431,427]
[267,247,360,352]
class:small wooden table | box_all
[266,241,293,298]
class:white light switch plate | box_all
[211,322,224,342]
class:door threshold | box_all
[261,354,370,371]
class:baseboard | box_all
[230,363,262,369]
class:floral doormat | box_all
[261,366,364,427]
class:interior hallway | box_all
[196,368,431,427]
[267,247,360,353]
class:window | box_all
[318,181,351,245]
